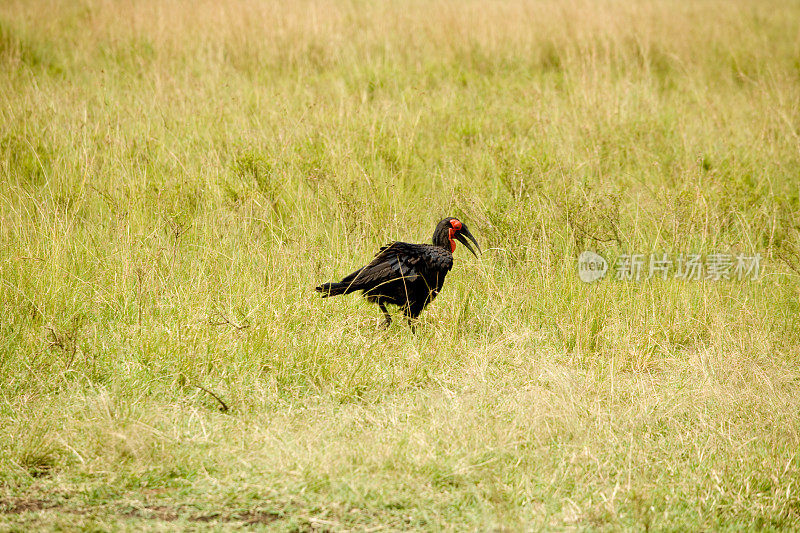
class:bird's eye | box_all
[450,219,462,230]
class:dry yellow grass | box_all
[1,0,799,529]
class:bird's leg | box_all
[378,302,392,329]
[405,308,418,333]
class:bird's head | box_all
[433,217,481,256]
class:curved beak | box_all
[454,225,481,257]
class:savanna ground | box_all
[2,0,800,530]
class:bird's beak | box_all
[454,226,481,257]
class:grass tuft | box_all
[1,0,799,529]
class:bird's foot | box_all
[379,303,392,329]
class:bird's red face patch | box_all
[447,220,462,252]
[448,228,456,252]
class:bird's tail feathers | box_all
[315,282,351,297]
[316,267,368,297]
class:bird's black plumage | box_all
[316,217,480,328]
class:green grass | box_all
[1,0,800,529]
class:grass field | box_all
[2,0,800,530]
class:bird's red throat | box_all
[447,219,462,253]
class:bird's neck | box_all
[433,230,455,253]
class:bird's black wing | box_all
[339,242,425,288]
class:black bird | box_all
[316,217,480,328]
